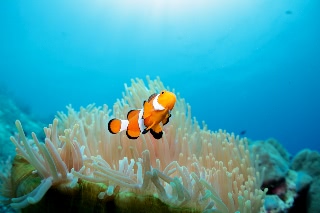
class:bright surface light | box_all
[120,0,204,13]
[93,0,215,16]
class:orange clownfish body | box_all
[108,90,176,139]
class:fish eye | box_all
[161,91,165,94]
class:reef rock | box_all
[251,139,315,213]
[251,139,290,183]
[291,149,320,177]
[291,149,320,213]
[307,178,320,213]
[0,92,44,161]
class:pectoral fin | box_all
[162,113,171,125]
[143,101,153,119]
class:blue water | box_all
[1,0,319,155]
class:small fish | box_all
[239,130,246,136]
[285,10,293,15]
[108,90,176,139]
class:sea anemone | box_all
[1,76,267,212]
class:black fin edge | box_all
[150,128,163,139]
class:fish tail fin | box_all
[108,118,129,134]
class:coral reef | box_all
[291,149,320,213]
[0,88,44,213]
[2,77,319,212]
[0,157,16,213]
[251,139,315,213]
[250,139,289,183]
[0,92,44,161]
[307,178,320,213]
[0,77,266,212]
[291,149,320,178]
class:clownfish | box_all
[108,90,176,139]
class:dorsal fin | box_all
[127,109,140,120]
[147,93,157,102]
[143,101,153,119]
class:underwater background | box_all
[1,0,319,156]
